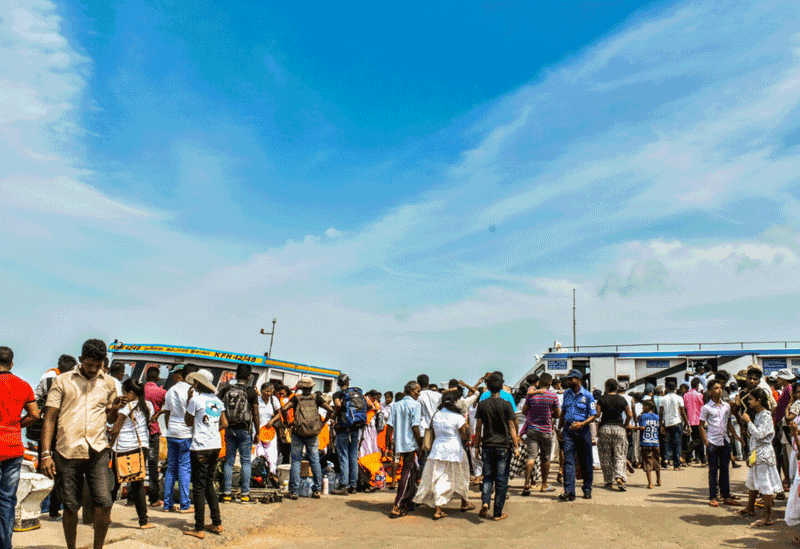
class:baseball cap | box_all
[566,369,583,379]
[169,364,186,374]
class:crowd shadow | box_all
[344,500,484,524]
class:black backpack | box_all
[26,376,54,444]
[222,383,252,426]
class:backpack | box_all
[222,383,252,426]
[293,394,323,437]
[26,376,55,444]
[339,388,367,430]
[374,408,386,432]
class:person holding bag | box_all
[108,378,154,529]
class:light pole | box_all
[260,318,277,358]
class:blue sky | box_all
[3,0,800,389]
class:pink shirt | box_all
[683,389,704,426]
[144,381,167,435]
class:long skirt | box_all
[786,458,800,526]
[598,424,629,484]
[412,458,470,508]
[745,462,783,495]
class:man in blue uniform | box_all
[557,369,596,501]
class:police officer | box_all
[557,369,597,501]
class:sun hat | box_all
[767,371,778,381]
[296,376,315,389]
[187,370,216,392]
[777,369,795,381]
[734,370,747,381]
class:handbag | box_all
[422,412,437,453]
[114,404,147,483]
[746,449,757,468]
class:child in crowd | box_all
[634,400,661,489]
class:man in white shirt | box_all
[154,364,197,513]
[659,381,689,470]
[699,379,741,506]
[415,374,441,472]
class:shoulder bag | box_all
[422,411,437,453]
[114,404,147,483]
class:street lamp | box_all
[260,318,277,358]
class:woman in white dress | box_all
[736,388,782,527]
[109,379,155,529]
[784,418,800,543]
[413,392,476,519]
[256,382,282,481]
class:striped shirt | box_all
[523,391,560,434]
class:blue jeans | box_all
[289,433,322,494]
[223,428,253,496]
[335,429,361,489]
[0,457,23,549]
[163,438,192,510]
[563,425,593,496]
[481,446,510,518]
[707,442,731,500]
[664,425,682,468]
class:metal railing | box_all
[556,340,800,352]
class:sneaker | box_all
[239,495,254,504]
[221,494,232,503]
[330,488,348,496]
[347,487,357,495]
[558,493,576,501]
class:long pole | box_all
[268,318,276,358]
[573,288,576,351]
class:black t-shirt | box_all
[217,382,259,430]
[475,396,515,448]
[332,390,345,424]
[596,394,627,427]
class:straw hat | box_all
[187,370,216,392]
[296,376,315,389]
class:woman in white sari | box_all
[413,392,476,519]
[256,382,282,480]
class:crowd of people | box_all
[4,339,800,549]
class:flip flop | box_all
[433,512,448,520]
[460,503,476,512]
[738,509,756,517]
[183,530,205,539]
[389,509,407,519]
[479,505,490,519]
[722,499,740,506]
[708,500,719,507]
[540,486,555,492]
[750,519,775,527]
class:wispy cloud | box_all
[5,0,800,389]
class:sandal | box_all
[708,500,719,508]
[206,525,224,534]
[433,511,448,520]
[183,530,205,539]
[521,487,531,497]
[738,509,756,517]
[750,519,775,527]
[722,498,740,506]
[461,502,476,512]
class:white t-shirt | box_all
[418,390,442,432]
[114,401,154,453]
[187,393,225,451]
[162,381,193,439]
[258,395,281,428]
[620,394,634,424]
[427,409,467,462]
[661,393,685,427]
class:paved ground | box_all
[17,464,800,549]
